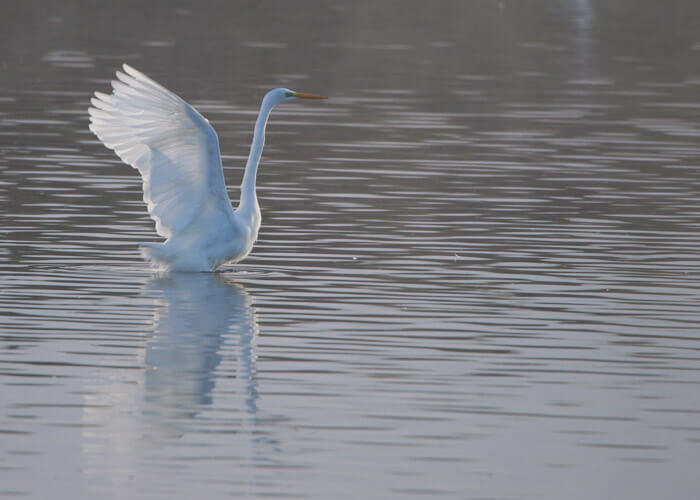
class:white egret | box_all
[88,64,326,272]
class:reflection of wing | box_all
[81,274,263,489]
[145,274,255,411]
[88,64,229,238]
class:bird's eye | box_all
[285,91,294,97]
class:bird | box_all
[88,64,326,272]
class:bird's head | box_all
[265,87,327,105]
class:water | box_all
[1,1,700,498]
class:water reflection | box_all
[144,274,258,422]
[82,273,260,487]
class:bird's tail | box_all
[139,243,172,269]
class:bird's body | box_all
[139,196,257,272]
[88,65,324,272]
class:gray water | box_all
[1,1,700,499]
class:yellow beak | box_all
[293,92,327,100]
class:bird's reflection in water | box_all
[82,272,264,489]
[144,273,258,428]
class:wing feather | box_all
[88,64,229,239]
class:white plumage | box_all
[88,64,325,272]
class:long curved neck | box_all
[238,95,277,214]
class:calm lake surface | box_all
[1,1,700,498]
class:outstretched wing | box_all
[88,64,229,239]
